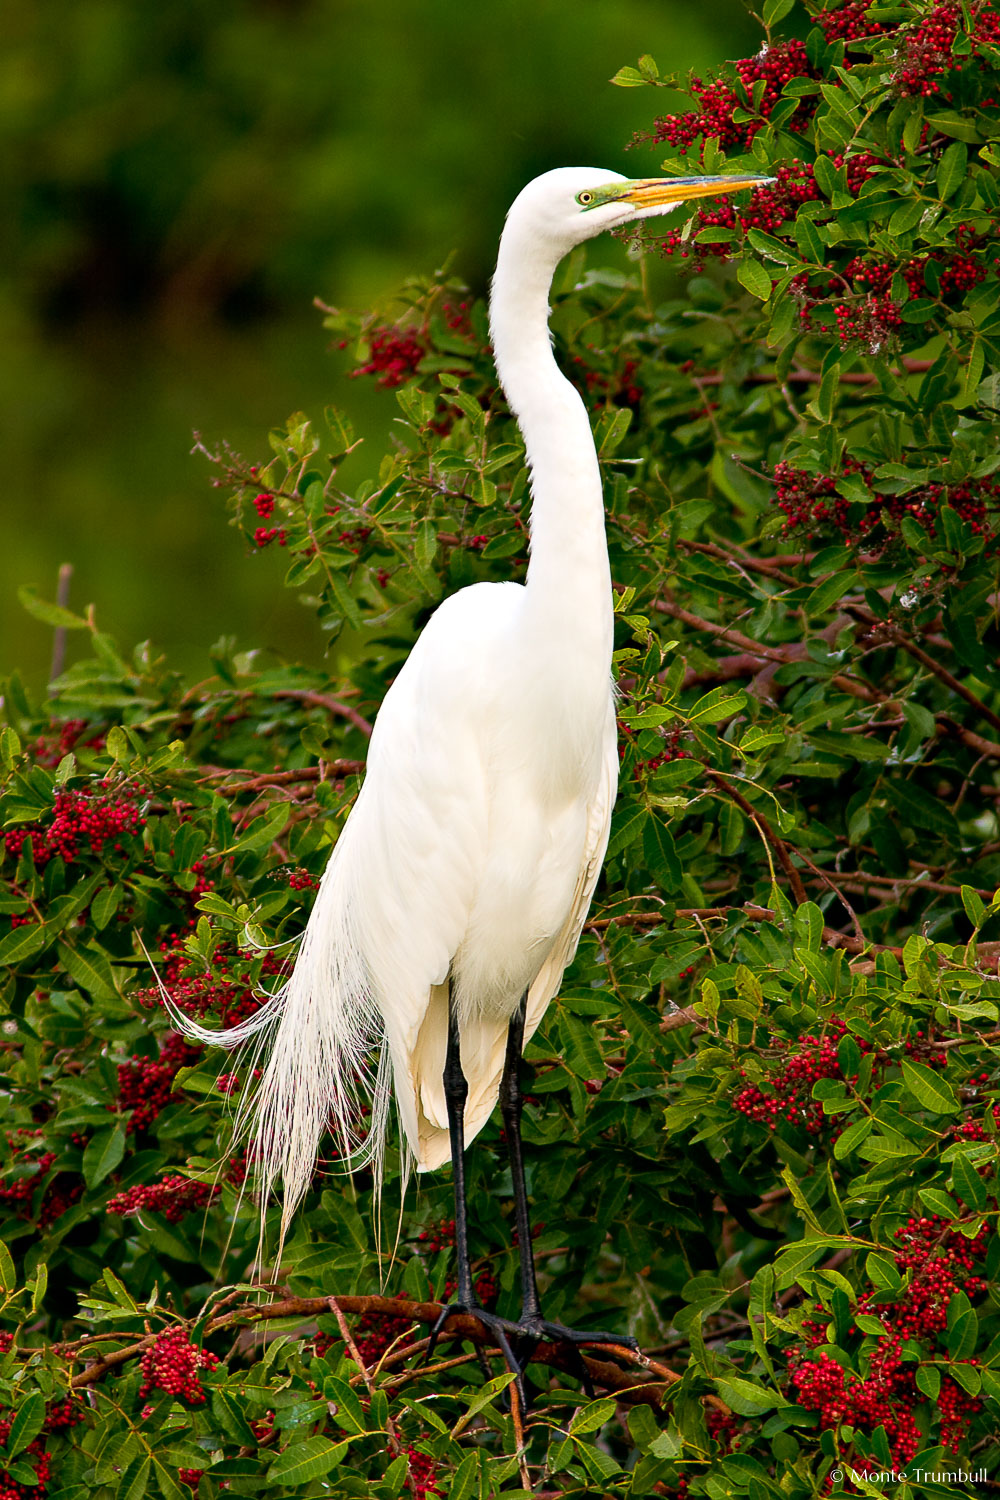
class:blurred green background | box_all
[2,0,756,690]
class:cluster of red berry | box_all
[134,933,265,1030]
[336,525,374,555]
[570,352,643,409]
[38,1177,83,1230]
[891,1,1000,96]
[649,39,813,155]
[351,327,426,388]
[630,734,694,778]
[116,1033,203,1134]
[250,490,287,546]
[351,1301,419,1369]
[138,1327,219,1406]
[0,1129,55,1213]
[107,1172,221,1223]
[442,1268,498,1307]
[401,1441,443,1499]
[417,1216,456,1254]
[734,1019,872,1136]
[0,1397,82,1500]
[0,1437,50,1500]
[772,460,1000,546]
[790,1211,989,1461]
[954,1099,1000,1140]
[253,525,287,548]
[657,155,876,269]
[28,718,101,769]
[819,0,885,43]
[1,782,144,869]
[706,1404,742,1452]
[288,867,319,891]
[637,2,998,355]
[649,4,996,158]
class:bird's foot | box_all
[516,1316,639,1354]
[425,1303,636,1406]
[426,1301,532,1410]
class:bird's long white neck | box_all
[490,229,613,660]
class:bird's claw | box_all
[424,1303,636,1407]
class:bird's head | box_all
[504,165,774,259]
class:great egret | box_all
[170,166,770,1383]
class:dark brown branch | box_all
[655,599,877,703]
[690,357,933,388]
[63,1293,718,1410]
[706,771,808,905]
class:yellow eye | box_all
[577,191,594,205]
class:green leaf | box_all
[936,139,967,200]
[115,1455,151,1500]
[805,570,856,616]
[414,517,438,571]
[833,1116,873,1158]
[763,0,795,25]
[57,940,119,998]
[266,1436,349,1484]
[947,1309,977,1361]
[327,567,364,629]
[951,1152,987,1211]
[0,923,48,966]
[17,586,89,630]
[448,1452,481,1500]
[324,1375,367,1435]
[884,779,959,838]
[643,812,682,891]
[961,884,986,927]
[900,1059,960,1115]
[918,1187,959,1219]
[570,1398,617,1434]
[712,1376,784,1415]
[150,1458,189,1500]
[610,65,646,87]
[83,1123,127,1189]
[737,258,773,302]
[453,1372,517,1428]
[0,1240,17,1294]
[103,1266,138,1311]
[596,407,632,456]
[223,801,290,856]
[688,687,747,724]
[747,228,803,266]
[606,802,646,858]
[6,1393,46,1459]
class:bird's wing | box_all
[350,580,530,1034]
[522,703,618,1044]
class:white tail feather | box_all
[160,835,392,1270]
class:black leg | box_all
[498,990,542,1322]
[426,983,523,1383]
[442,987,475,1308]
[425,982,638,1398]
[498,990,637,1392]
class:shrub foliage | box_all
[3,1,1000,1495]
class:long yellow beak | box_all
[619,174,774,206]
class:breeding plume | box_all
[172,166,770,1377]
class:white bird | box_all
[171,165,770,1381]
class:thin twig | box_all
[49,563,74,684]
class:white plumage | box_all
[170,166,770,1269]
